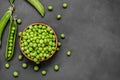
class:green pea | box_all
[8,51,12,54]
[8,47,12,50]
[29,47,33,51]
[67,50,71,56]
[58,42,61,47]
[21,47,24,51]
[54,64,59,71]
[11,30,14,34]
[62,3,68,8]
[41,70,47,76]
[13,71,19,77]
[48,5,53,11]
[18,32,22,37]
[22,62,28,69]
[36,61,40,65]
[5,63,10,69]
[12,27,15,31]
[60,33,65,39]
[10,36,13,39]
[33,66,39,72]
[33,58,38,62]
[57,14,62,20]
[9,43,13,47]
[56,48,60,51]
[17,18,22,24]
[18,54,23,61]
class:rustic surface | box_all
[0,0,120,80]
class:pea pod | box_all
[5,17,17,61]
[26,0,45,17]
[0,6,14,47]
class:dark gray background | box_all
[0,0,120,80]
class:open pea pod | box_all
[5,17,17,61]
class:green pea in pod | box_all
[5,16,17,61]
[0,6,14,47]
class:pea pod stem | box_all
[26,0,45,17]
[0,6,14,47]
[5,16,17,61]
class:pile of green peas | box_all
[20,24,57,63]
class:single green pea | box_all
[48,5,53,11]
[10,36,13,39]
[33,43,37,47]
[56,48,60,51]
[60,33,65,39]
[36,61,40,65]
[11,30,15,34]
[7,54,11,57]
[18,32,22,37]
[24,42,28,46]
[54,64,59,71]
[67,50,71,56]
[25,50,30,54]
[13,71,19,77]
[46,54,50,58]
[57,14,62,20]
[58,42,61,47]
[8,47,12,50]
[9,40,13,43]
[18,54,23,61]
[21,47,24,51]
[62,3,68,8]
[33,58,38,62]
[33,66,39,72]
[8,51,12,54]
[17,18,22,24]
[41,70,47,76]
[27,39,30,43]
[29,47,33,51]
[22,62,28,69]
[5,63,10,69]
[12,27,15,31]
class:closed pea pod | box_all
[26,0,45,17]
[5,17,17,61]
[0,6,14,46]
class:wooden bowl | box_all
[19,22,58,62]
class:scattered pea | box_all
[54,64,59,71]
[41,70,47,76]
[13,71,19,77]
[48,5,53,11]
[5,63,10,69]
[60,33,65,39]
[33,66,39,72]
[18,32,22,37]
[22,62,28,69]
[67,50,71,56]
[17,18,22,24]
[56,48,60,51]
[18,54,23,61]
[62,3,68,8]
[57,14,62,20]
[58,42,62,47]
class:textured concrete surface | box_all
[0,0,120,80]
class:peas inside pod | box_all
[20,23,58,63]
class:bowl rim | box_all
[19,22,58,62]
